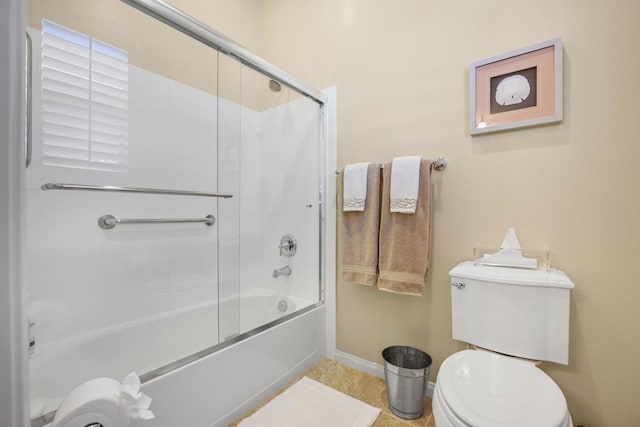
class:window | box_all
[41,20,129,172]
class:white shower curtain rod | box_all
[121,0,327,106]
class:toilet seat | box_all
[435,350,571,427]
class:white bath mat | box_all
[238,376,381,427]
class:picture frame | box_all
[470,38,563,135]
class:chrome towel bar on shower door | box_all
[42,183,233,198]
[98,214,216,230]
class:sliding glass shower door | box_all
[218,56,323,340]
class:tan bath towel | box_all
[377,159,432,296]
[339,163,382,286]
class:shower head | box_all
[268,79,282,93]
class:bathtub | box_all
[30,292,324,426]
[136,304,326,426]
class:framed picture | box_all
[470,38,563,135]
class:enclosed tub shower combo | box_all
[25,1,333,425]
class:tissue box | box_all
[473,246,550,271]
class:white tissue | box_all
[121,373,155,421]
[480,227,538,269]
[500,227,520,250]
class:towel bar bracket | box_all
[432,156,447,171]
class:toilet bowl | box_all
[432,350,572,427]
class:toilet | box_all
[432,261,574,427]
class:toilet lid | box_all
[438,350,568,427]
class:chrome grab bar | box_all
[42,183,233,198]
[98,214,215,230]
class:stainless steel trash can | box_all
[382,346,432,420]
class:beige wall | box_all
[259,1,640,426]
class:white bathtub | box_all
[135,304,326,427]
[30,292,323,426]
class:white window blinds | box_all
[41,20,129,172]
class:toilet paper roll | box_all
[52,377,130,427]
[52,373,154,427]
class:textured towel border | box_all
[344,197,366,210]
[389,197,417,212]
[378,270,425,296]
[342,264,378,286]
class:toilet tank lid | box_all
[449,261,574,289]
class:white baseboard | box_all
[334,350,435,397]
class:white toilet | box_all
[432,261,574,427]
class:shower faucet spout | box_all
[273,265,292,278]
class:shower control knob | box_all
[279,234,297,257]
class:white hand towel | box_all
[343,162,370,211]
[390,156,422,213]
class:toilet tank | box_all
[449,261,574,365]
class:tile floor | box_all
[230,358,435,427]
